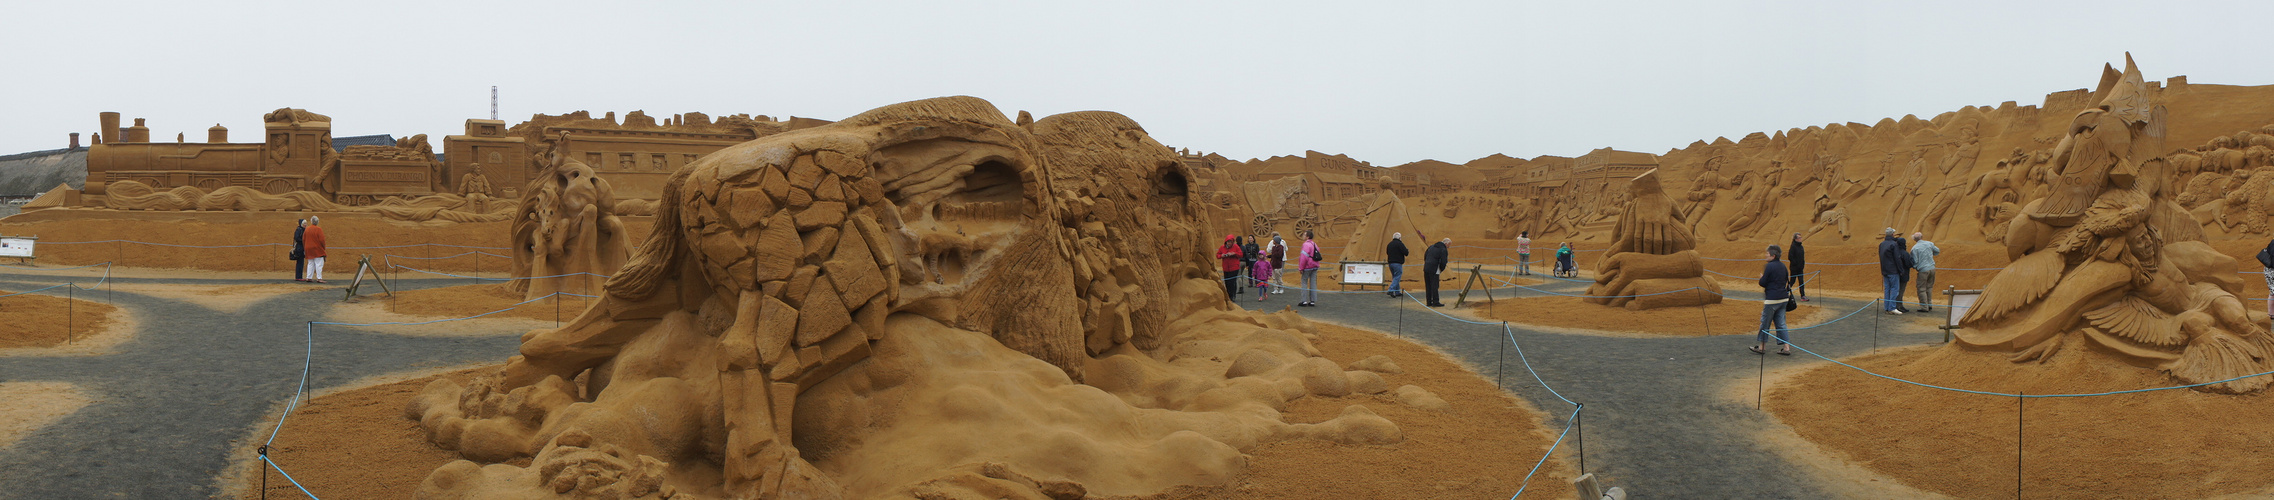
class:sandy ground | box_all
[319,283,571,336]
[221,365,513,500]
[1458,295,1836,338]
[0,382,95,449]
[0,289,123,351]
[219,323,1575,500]
[1765,343,2274,499]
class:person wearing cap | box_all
[1384,232,1409,297]
[303,216,329,284]
[1877,227,1907,314]
[1910,232,1942,312]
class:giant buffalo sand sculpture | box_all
[408,97,1416,499]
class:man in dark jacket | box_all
[1755,244,1793,355]
[1787,232,1807,302]
[1877,228,1908,313]
[1385,233,1409,297]
[291,219,307,282]
[1423,238,1450,307]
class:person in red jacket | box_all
[302,216,330,283]
[1216,234,1242,301]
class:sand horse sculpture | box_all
[409,97,1414,499]
[1584,169,1723,310]
[1959,56,2274,394]
[507,151,633,300]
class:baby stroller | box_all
[1553,251,1578,278]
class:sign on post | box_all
[1341,262,1385,285]
[0,235,36,262]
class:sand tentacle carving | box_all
[1959,56,2274,394]
[1584,169,1724,310]
[408,97,1412,499]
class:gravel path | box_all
[0,273,523,499]
[0,267,1950,499]
[1238,273,1949,499]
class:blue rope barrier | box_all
[259,455,322,499]
[1511,406,1579,499]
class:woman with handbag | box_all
[1753,244,1793,355]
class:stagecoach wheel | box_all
[1250,214,1273,238]
[264,179,295,194]
[195,179,223,191]
[1292,217,1318,239]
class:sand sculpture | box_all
[407,97,1418,499]
[506,154,631,300]
[1337,192,1424,262]
[96,179,516,223]
[1584,169,1723,309]
[1957,56,2274,394]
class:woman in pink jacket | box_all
[1297,231,1321,307]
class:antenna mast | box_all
[490,86,499,120]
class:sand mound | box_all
[0,382,95,449]
[222,323,1570,500]
[1767,344,2274,498]
[321,283,580,334]
[0,289,119,349]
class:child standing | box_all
[1253,255,1275,301]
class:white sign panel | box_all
[0,236,33,258]
[1947,292,1980,328]
[1342,262,1385,285]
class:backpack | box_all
[2259,244,2274,269]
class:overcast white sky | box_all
[5,1,2271,167]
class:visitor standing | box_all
[1753,245,1793,355]
[1268,233,1287,294]
[303,216,329,284]
[1787,232,1808,302]
[1516,231,1533,276]
[1423,237,1450,307]
[1240,236,1260,295]
[291,219,307,282]
[1385,232,1409,297]
[1252,252,1274,301]
[1217,235,1242,300]
[1877,228,1907,314]
[2258,236,2274,323]
[1297,231,1322,307]
[1910,232,1941,312]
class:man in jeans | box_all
[1753,244,1792,355]
[1877,228,1908,314]
[1910,232,1941,312]
[1384,232,1409,297]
